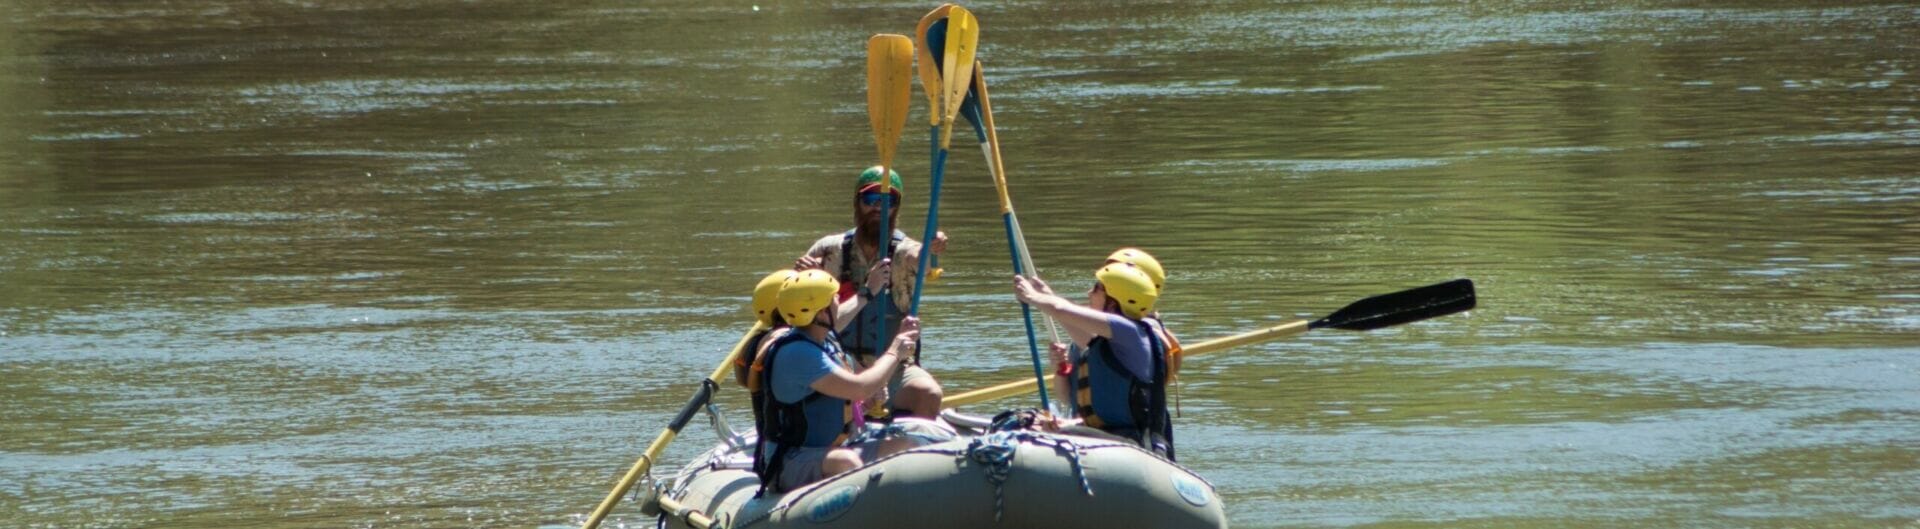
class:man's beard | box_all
[856,211,893,237]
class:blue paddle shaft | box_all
[923,37,1052,409]
[957,90,1054,411]
[1004,213,1052,408]
[908,139,947,317]
[875,179,889,351]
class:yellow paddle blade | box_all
[939,7,980,131]
[915,4,955,126]
[867,34,914,175]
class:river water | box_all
[2,1,1916,527]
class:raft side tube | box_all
[664,433,1226,529]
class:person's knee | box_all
[823,448,863,475]
[899,379,943,416]
[908,378,942,400]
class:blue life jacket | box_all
[752,330,854,495]
[1073,317,1174,460]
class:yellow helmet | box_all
[1104,247,1165,292]
[1094,263,1158,319]
[777,269,840,327]
[751,269,798,325]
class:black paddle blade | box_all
[1310,279,1476,331]
[957,72,986,137]
[923,17,947,58]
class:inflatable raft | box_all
[644,416,1227,529]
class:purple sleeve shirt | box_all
[1102,314,1154,381]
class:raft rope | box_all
[963,430,1095,521]
[626,454,655,504]
[704,397,749,452]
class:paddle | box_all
[955,61,1067,414]
[867,34,912,362]
[911,5,957,287]
[944,279,1478,408]
[915,6,1055,413]
[905,6,977,322]
[580,323,768,529]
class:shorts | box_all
[774,441,881,492]
[868,416,958,448]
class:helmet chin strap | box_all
[819,304,835,330]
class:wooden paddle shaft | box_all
[656,494,719,529]
[944,319,1310,408]
[581,324,763,529]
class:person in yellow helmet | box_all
[1105,248,1165,293]
[734,269,810,440]
[1104,248,1184,377]
[736,269,798,392]
[751,269,920,494]
[1013,255,1177,459]
[791,166,948,419]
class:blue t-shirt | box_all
[769,333,852,447]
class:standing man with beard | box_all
[793,166,947,419]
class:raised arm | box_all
[810,317,917,400]
[1013,275,1111,346]
[828,258,893,332]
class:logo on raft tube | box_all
[806,485,862,523]
[1172,473,1212,507]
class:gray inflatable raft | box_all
[651,422,1227,529]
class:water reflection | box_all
[2,1,1917,528]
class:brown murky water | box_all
[2,1,1916,527]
